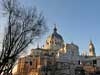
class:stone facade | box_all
[14,26,99,75]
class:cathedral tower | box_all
[89,40,96,56]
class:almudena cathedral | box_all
[13,26,100,75]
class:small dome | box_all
[44,25,64,50]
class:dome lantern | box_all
[54,24,57,33]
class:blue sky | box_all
[0,0,100,56]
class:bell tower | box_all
[89,40,96,56]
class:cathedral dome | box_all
[44,25,64,50]
[48,27,63,42]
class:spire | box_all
[54,24,57,32]
[89,40,93,45]
[37,43,40,48]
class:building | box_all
[14,25,100,75]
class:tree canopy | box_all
[0,0,47,74]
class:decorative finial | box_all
[54,24,57,32]
[89,40,93,45]
[37,43,39,48]
[71,41,74,44]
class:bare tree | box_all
[0,0,47,74]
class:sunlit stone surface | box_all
[13,26,100,75]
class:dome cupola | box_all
[44,24,64,50]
